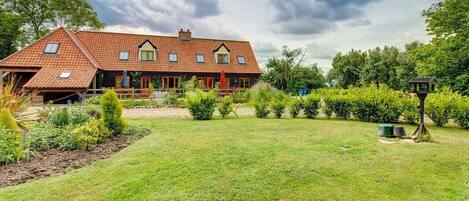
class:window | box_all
[58,71,71,79]
[196,54,205,63]
[162,77,180,89]
[169,52,178,62]
[140,50,154,61]
[44,43,59,54]
[239,78,250,88]
[197,77,214,89]
[119,51,129,60]
[237,56,246,64]
[217,54,229,64]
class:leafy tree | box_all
[0,8,22,60]
[327,49,366,88]
[262,46,326,94]
[416,0,469,95]
[4,0,104,41]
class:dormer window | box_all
[237,56,246,64]
[140,50,154,61]
[169,52,178,62]
[119,51,129,60]
[217,54,229,64]
[44,43,59,54]
[214,43,230,64]
[196,54,205,63]
[138,39,157,61]
[58,71,71,79]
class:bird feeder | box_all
[409,77,438,142]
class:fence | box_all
[86,88,242,99]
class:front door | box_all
[140,76,151,89]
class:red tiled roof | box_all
[0,27,261,90]
[75,31,261,74]
[0,27,97,89]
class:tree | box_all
[416,0,469,95]
[0,9,22,59]
[262,46,326,94]
[5,0,104,41]
[327,49,366,88]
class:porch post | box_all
[93,74,97,95]
[0,71,3,86]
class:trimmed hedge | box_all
[303,94,321,119]
[289,98,303,118]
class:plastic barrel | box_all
[378,124,394,137]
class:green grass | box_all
[1,118,468,201]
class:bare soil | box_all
[0,130,150,188]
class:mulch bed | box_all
[0,129,150,188]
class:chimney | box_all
[178,29,192,41]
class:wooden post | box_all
[0,71,3,86]
[132,87,135,100]
[92,74,97,96]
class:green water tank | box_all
[378,124,394,137]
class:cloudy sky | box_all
[88,0,439,73]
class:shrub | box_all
[101,89,126,135]
[303,94,321,119]
[426,89,457,127]
[270,94,287,118]
[232,90,250,103]
[254,100,270,118]
[0,75,35,130]
[452,96,469,129]
[185,89,217,120]
[29,123,82,150]
[163,92,178,106]
[0,108,19,131]
[324,94,353,120]
[402,97,419,124]
[289,98,303,118]
[350,86,402,123]
[70,107,91,125]
[0,126,26,164]
[218,96,234,118]
[86,105,102,119]
[49,108,71,127]
[84,96,101,105]
[73,119,111,149]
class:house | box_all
[0,27,261,103]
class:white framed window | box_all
[119,51,129,60]
[196,54,205,63]
[237,56,246,64]
[58,71,71,79]
[169,52,178,62]
[44,43,60,54]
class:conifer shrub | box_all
[185,89,217,120]
[289,98,303,118]
[101,89,126,135]
[303,93,321,119]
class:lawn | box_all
[0,118,468,201]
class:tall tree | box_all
[262,46,325,94]
[327,49,367,88]
[417,0,469,95]
[0,8,22,59]
[5,0,104,41]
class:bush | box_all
[70,107,91,125]
[402,97,419,124]
[350,86,402,123]
[426,89,457,127]
[163,92,178,106]
[73,119,111,149]
[0,108,19,131]
[270,94,287,118]
[452,96,469,129]
[0,126,26,164]
[232,90,250,103]
[101,89,126,135]
[49,108,71,127]
[289,98,303,118]
[185,89,217,120]
[29,123,63,149]
[218,96,234,118]
[303,94,321,119]
[254,100,270,118]
[84,96,101,105]
[324,94,353,120]
[86,105,102,119]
